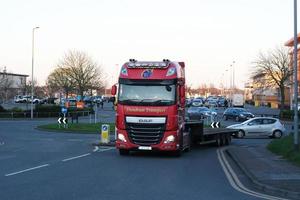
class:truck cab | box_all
[112,59,189,156]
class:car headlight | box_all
[164,135,175,144]
[118,133,127,142]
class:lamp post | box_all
[31,26,39,119]
[293,0,299,151]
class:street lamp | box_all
[31,26,39,119]
[293,0,299,151]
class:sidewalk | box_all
[227,144,300,199]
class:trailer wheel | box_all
[119,149,129,156]
[215,134,222,147]
[225,134,231,145]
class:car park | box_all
[227,117,286,139]
[187,106,217,120]
[191,98,203,107]
[223,107,254,121]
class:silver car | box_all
[227,117,286,138]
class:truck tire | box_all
[119,149,129,156]
[220,134,226,146]
[225,134,231,145]
[215,134,222,147]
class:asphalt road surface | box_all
[0,118,278,200]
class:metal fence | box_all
[0,111,91,119]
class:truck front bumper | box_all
[115,129,179,152]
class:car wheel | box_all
[223,115,228,120]
[237,130,245,138]
[235,116,240,122]
[273,130,282,139]
[119,149,129,156]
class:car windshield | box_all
[118,84,176,106]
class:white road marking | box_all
[217,148,288,200]
[67,139,83,142]
[98,147,115,152]
[5,164,49,177]
[93,146,115,152]
[93,146,99,152]
[62,153,91,162]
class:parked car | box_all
[227,117,286,139]
[223,108,254,121]
[93,96,103,103]
[205,99,218,107]
[191,99,203,107]
[187,106,217,120]
[14,95,27,103]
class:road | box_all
[0,104,289,200]
[0,119,276,200]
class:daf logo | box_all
[139,119,153,123]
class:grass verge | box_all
[38,123,115,134]
[267,135,300,166]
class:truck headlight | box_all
[164,135,175,144]
[118,133,127,142]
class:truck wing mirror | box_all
[111,85,117,96]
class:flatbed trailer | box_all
[185,120,238,147]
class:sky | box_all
[0,0,297,89]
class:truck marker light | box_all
[164,135,175,144]
[121,66,128,76]
[118,133,127,142]
[166,67,176,76]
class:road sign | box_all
[63,117,68,124]
[58,117,63,124]
[101,124,110,144]
[211,121,220,128]
[61,107,68,114]
[58,117,68,124]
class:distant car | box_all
[93,96,103,103]
[205,99,218,107]
[187,106,217,120]
[191,99,203,107]
[227,117,286,139]
[223,108,254,121]
[14,95,27,103]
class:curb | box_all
[226,148,300,200]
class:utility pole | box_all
[31,26,39,119]
[293,0,299,151]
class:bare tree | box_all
[252,46,292,111]
[55,50,104,100]
[47,67,74,98]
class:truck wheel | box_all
[220,134,225,146]
[119,149,129,156]
[215,134,222,147]
[225,134,231,145]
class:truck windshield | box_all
[118,84,176,106]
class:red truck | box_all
[111,59,190,156]
[111,59,234,156]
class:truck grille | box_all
[126,123,165,146]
